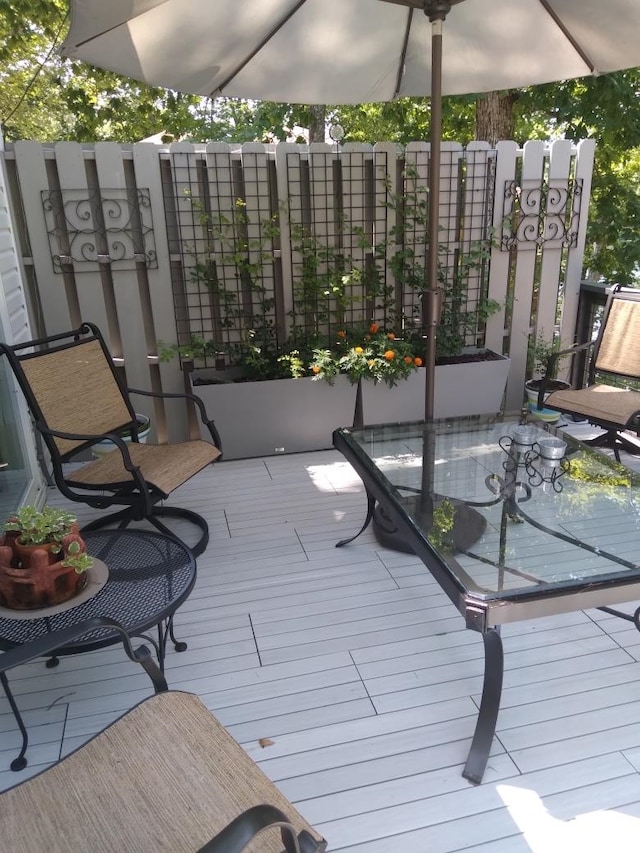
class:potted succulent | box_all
[525,332,571,423]
[0,506,93,610]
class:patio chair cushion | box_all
[538,288,640,460]
[0,691,326,853]
[68,439,220,497]
[545,383,640,427]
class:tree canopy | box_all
[1,0,640,282]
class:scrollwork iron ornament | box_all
[500,177,583,251]
[41,188,158,272]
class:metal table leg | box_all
[1,671,28,770]
[336,491,376,548]
[463,627,503,784]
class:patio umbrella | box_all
[61,0,640,419]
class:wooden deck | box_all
[3,421,640,851]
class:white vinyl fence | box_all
[2,138,595,440]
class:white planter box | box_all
[189,373,357,460]
[361,352,511,424]
[525,378,571,423]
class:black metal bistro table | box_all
[0,529,196,770]
[333,413,640,784]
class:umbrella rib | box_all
[210,0,311,98]
[538,0,595,73]
[71,0,174,48]
[394,7,414,99]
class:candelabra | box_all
[491,424,568,506]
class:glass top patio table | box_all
[333,413,640,783]
[334,413,640,615]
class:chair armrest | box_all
[197,804,326,853]
[537,340,595,407]
[37,423,149,486]
[0,616,168,693]
[543,340,593,378]
[127,386,222,449]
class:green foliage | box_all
[515,71,640,284]
[427,499,456,552]
[526,332,569,381]
[3,505,77,553]
[379,167,500,359]
[60,538,93,573]
[0,0,214,141]
[2,505,92,572]
[567,452,633,487]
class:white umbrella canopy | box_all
[62,0,640,104]
[61,0,640,419]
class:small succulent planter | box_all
[0,508,92,610]
[525,379,571,424]
[0,539,90,610]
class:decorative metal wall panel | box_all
[500,178,583,251]
[41,188,157,272]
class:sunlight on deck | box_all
[498,783,640,850]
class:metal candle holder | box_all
[493,426,539,505]
[497,428,568,495]
[527,436,569,491]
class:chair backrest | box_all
[1,324,135,460]
[593,290,640,381]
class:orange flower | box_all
[403,356,413,364]
[414,357,423,367]
[387,332,395,340]
[354,346,364,354]
[311,365,321,374]
[369,323,379,334]
[337,330,346,338]
[384,350,395,360]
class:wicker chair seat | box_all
[546,383,640,427]
[69,440,221,497]
[535,287,640,461]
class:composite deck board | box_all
[2,425,640,849]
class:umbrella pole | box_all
[423,6,446,422]
[421,3,450,525]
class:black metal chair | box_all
[0,322,221,555]
[536,285,640,462]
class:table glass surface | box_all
[337,414,640,602]
[0,529,195,649]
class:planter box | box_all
[361,352,511,424]
[189,373,357,460]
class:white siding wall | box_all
[0,133,45,509]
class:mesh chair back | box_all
[595,294,640,379]
[20,339,133,458]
